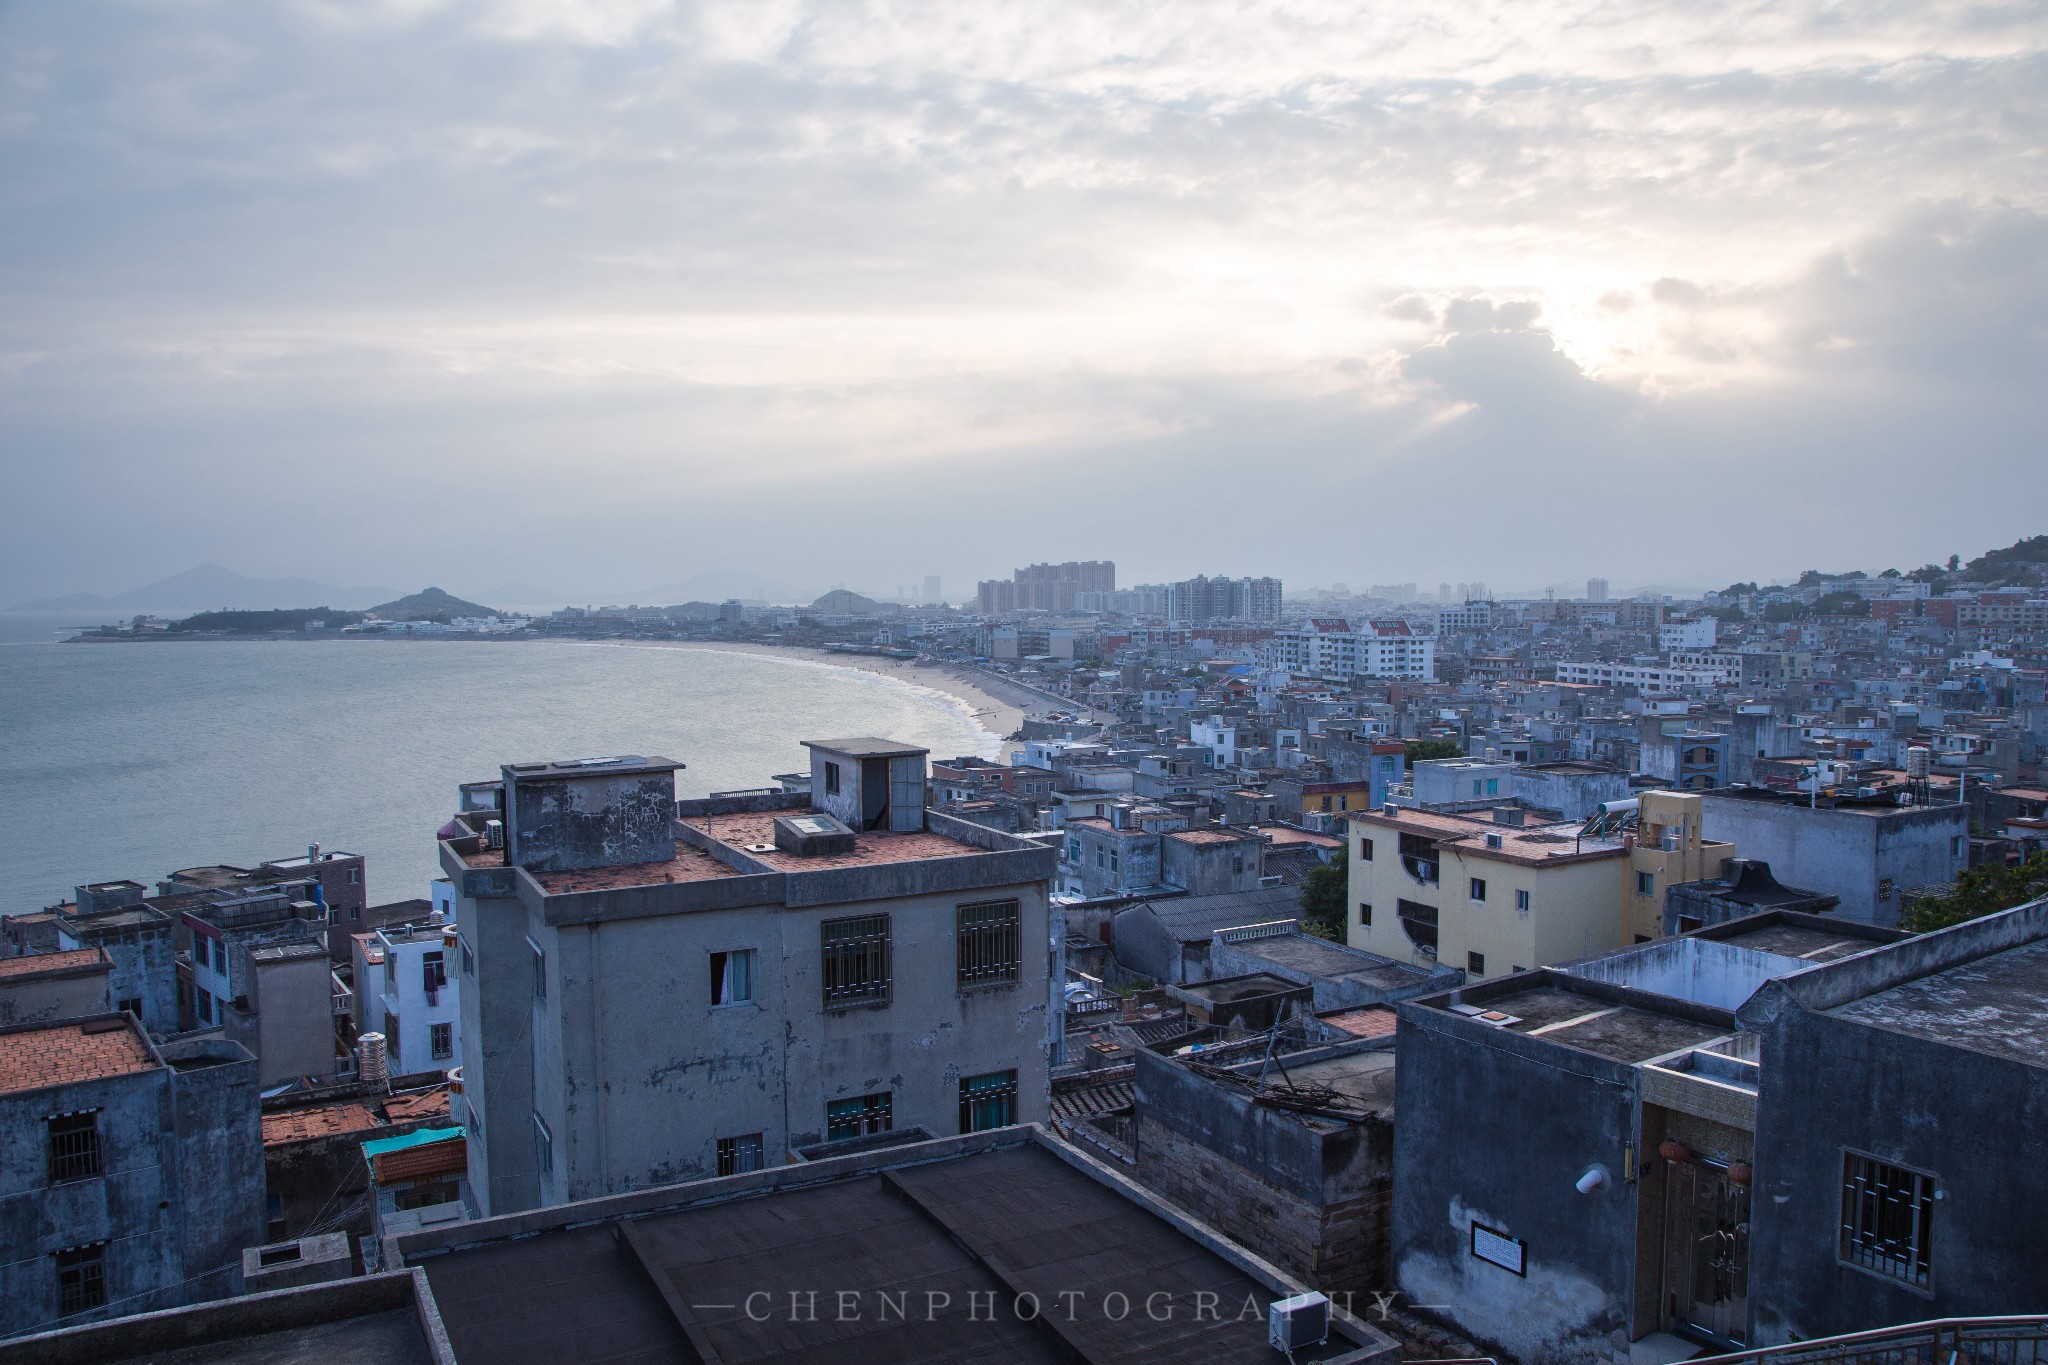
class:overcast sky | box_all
[3,0,2045,604]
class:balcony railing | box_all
[1401,856,1440,886]
[1690,1316,2048,1365]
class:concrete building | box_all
[442,742,1057,1217]
[0,1016,263,1338]
[0,949,111,1028]
[53,883,180,1034]
[1348,791,1733,978]
[163,846,367,962]
[359,918,462,1078]
[1108,886,1303,983]
[1698,787,1968,926]
[175,883,339,1087]
[1273,618,1435,681]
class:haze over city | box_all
[5,0,2047,606]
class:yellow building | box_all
[1346,791,1733,980]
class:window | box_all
[430,1022,454,1060]
[385,1012,401,1063]
[717,1133,765,1176]
[48,1112,103,1184]
[1467,951,1486,976]
[54,1244,106,1317]
[117,997,142,1019]
[1473,780,1483,797]
[384,953,396,989]
[958,899,1021,987]
[1515,889,1530,912]
[1359,838,1374,861]
[196,990,214,1026]
[532,1112,553,1176]
[1637,871,1656,896]
[396,1181,460,1211]
[1950,836,1964,858]
[824,761,841,795]
[1067,839,1080,863]
[1469,877,1487,902]
[423,950,446,991]
[349,868,361,884]
[960,1070,1019,1133]
[1486,779,1499,796]
[821,914,892,1008]
[1396,899,1439,953]
[1841,1152,1935,1287]
[826,1091,892,1141]
[529,938,546,1002]
[461,938,474,976]
[1358,902,1373,926]
[710,949,756,1006]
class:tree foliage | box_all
[1299,844,1349,941]
[1899,852,2048,933]
[1404,737,1465,763]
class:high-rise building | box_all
[1587,577,1610,602]
[975,579,1017,614]
[922,575,941,604]
[1009,561,1115,612]
[1166,575,1284,623]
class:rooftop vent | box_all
[772,813,857,857]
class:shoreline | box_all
[592,640,1038,758]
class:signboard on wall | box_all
[1471,1222,1527,1276]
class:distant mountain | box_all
[368,587,501,621]
[7,563,398,614]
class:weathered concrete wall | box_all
[1162,835,1261,897]
[1390,1005,1643,1365]
[1698,797,1966,926]
[1740,961,2048,1344]
[506,771,677,873]
[249,952,335,1086]
[0,965,110,1028]
[163,1039,264,1309]
[449,873,536,1218]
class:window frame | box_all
[430,1021,454,1060]
[54,1243,106,1317]
[710,948,757,1007]
[527,937,547,1003]
[820,913,892,1009]
[1358,902,1373,927]
[532,1112,553,1177]
[47,1110,104,1185]
[1839,1150,1937,1291]
[1469,877,1487,902]
[1467,951,1486,976]
[960,1069,1020,1134]
[717,1132,766,1176]
[825,1091,893,1141]
[1359,838,1374,861]
[1515,888,1531,913]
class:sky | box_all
[3,0,2046,605]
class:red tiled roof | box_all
[373,1136,467,1184]
[262,1101,382,1147]
[0,948,105,979]
[0,1019,155,1095]
[1321,1007,1399,1040]
[381,1087,452,1125]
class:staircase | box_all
[1689,1317,2048,1365]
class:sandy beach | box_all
[602,640,1053,755]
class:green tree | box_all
[1899,852,2048,933]
[1299,844,1349,941]
[1404,737,1465,763]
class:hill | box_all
[368,587,501,622]
[170,608,367,633]
[9,562,398,614]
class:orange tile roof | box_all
[1321,1007,1399,1039]
[0,1020,156,1095]
[531,839,747,894]
[0,948,105,979]
[373,1136,468,1184]
[263,1101,383,1147]
[381,1087,452,1125]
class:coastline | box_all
[596,640,1039,757]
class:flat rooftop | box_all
[1273,1048,1399,1117]
[1355,808,1624,865]
[0,1017,157,1095]
[685,810,984,874]
[1428,985,1731,1063]
[503,755,682,778]
[529,841,746,895]
[1828,937,2048,1067]
[1238,935,1432,992]
[801,736,931,758]
[1320,1006,1400,1040]
[1716,923,1876,964]
[410,1140,1371,1364]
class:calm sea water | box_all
[0,625,996,911]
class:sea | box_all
[0,616,998,912]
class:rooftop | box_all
[528,839,746,894]
[800,736,932,758]
[1357,807,1624,864]
[1320,1006,1400,1040]
[1426,984,1732,1063]
[502,754,683,778]
[1828,937,2048,1067]
[685,810,984,873]
[0,1017,157,1095]
[1236,935,1434,993]
[1715,922,1877,964]
[263,1101,384,1147]
[404,1136,1383,1365]
[0,947,106,980]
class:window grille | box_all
[960,1070,1019,1133]
[957,900,1021,987]
[55,1244,105,1317]
[826,1091,892,1141]
[48,1111,103,1184]
[1841,1152,1934,1287]
[821,915,891,1007]
[430,1022,454,1060]
[717,1133,765,1175]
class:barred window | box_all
[430,1022,454,1060]
[958,899,1020,987]
[717,1133,765,1175]
[55,1243,105,1317]
[821,914,892,1008]
[826,1091,892,1141]
[960,1070,1018,1134]
[47,1111,103,1184]
[1841,1152,1935,1287]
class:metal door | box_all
[1663,1161,1749,1346]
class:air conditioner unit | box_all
[1269,1292,1330,1352]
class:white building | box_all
[1271,618,1435,681]
[1554,660,1730,694]
[1658,616,1719,650]
[358,917,461,1078]
[1189,715,1240,770]
[1437,600,1496,633]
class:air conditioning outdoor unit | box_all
[1268,1292,1330,1353]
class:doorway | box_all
[1663,1160,1749,1347]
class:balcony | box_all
[1400,856,1440,886]
[330,972,352,1019]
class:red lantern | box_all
[1657,1139,1693,1163]
[1726,1161,1753,1186]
